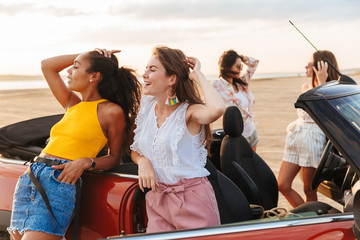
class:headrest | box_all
[222,106,244,137]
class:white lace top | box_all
[130,95,209,184]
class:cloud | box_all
[108,0,360,22]
[0,3,36,15]
[0,2,87,17]
[68,21,231,46]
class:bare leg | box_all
[9,230,22,240]
[22,231,63,240]
[277,161,304,208]
[301,167,318,202]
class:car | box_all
[0,74,359,240]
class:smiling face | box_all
[142,55,175,98]
[66,53,94,92]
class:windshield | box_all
[329,94,360,131]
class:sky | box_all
[0,0,359,77]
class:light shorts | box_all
[7,159,80,237]
[245,129,259,148]
[283,122,326,168]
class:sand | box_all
[1,74,360,211]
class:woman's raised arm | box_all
[41,54,81,108]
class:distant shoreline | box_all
[0,75,45,81]
[0,71,359,83]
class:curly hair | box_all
[85,51,142,152]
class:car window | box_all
[329,94,360,131]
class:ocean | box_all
[0,70,358,91]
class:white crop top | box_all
[130,95,209,184]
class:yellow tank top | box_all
[42,99,108,160]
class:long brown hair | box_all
[85,51,142,152]
[218,49,247,91]
[312,50,340,88]
[152,46,212,152]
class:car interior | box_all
[209,106,341,217]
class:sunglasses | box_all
[235,63,243,70]
[305,62,313,68]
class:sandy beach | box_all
[1,74,360,211]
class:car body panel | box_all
[0,157,140,240]
[105,214,355,240]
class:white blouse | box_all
[130,95,209,184]
[211,56,259,138]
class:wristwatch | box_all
[88,158,96,170]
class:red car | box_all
[0,75,359,239]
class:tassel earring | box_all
[165,88,178,106]
[165,94,179,106]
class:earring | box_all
[90,79,94,83]
[165,88,179,106]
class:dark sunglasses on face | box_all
[305,62,313,68]
[235,63,243,70]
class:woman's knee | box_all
[303,184,315,196]
[278,181,291,193]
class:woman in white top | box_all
[130,46,225,232]
[278,50,340,208]
[211,50,259,151]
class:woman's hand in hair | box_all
[313,60,328,85]
[187,57,202,81]
[95,48,121,58]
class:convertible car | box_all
[0,74,359,240]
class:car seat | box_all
[220,106,278,210]
[205,159,253,223]
[219,106,341,215]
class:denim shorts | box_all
[245,129,259,148]
[7,159,80,237]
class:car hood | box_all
[295,78,360,176]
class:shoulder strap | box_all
[28,167,64,229]
[28,164,81,239]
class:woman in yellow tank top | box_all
[8,49,142,240]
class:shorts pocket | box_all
[50,169,76,189]
[188,183,218,214]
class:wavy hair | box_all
[85,51,142,152]
[152,46,212,152]
[218,49,247,91]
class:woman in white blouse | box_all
[130,46,225,233]
[211,50,259,151]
